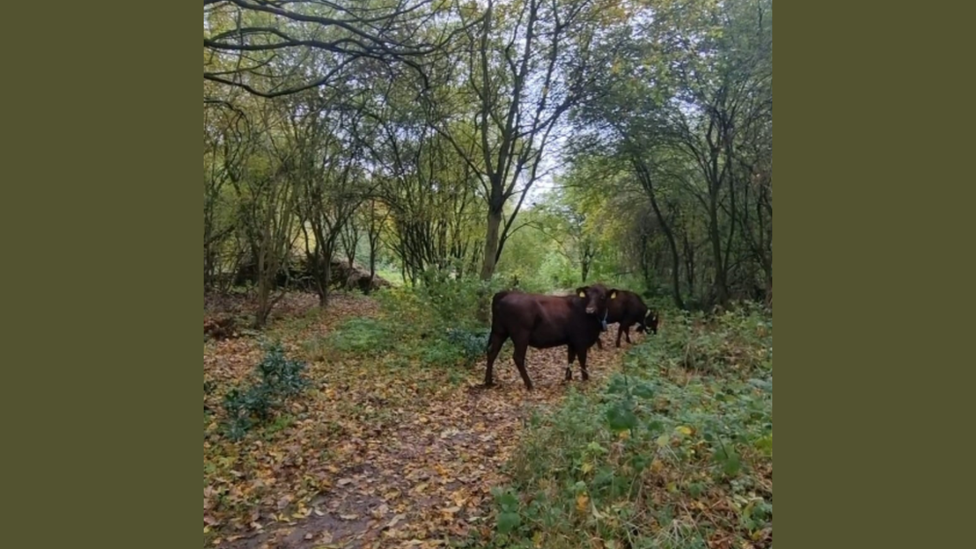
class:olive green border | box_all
[3,2,201,547]
[772,2,971,548]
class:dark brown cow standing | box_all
[484,284,615,390]
[595,289,659,349]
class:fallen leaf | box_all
[576,493,589,513]
[651,459,664,473]
[386,513,406,529]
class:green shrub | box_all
[221,342,309,441]
[445,327,490,365]
[256,342,309,395]
[416,273,506,328]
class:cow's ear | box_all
[576,286,588,298]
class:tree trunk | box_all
[480,206,502,280]
[633,159,685,310]
[708,201,729,309]
[319,259,332,307]
[366,241,377,295]
[254,245,273,329]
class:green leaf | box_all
[496,511,521,534]
[586,441,608,455]
[606,402,637,432]
[755,434,773,456]
[632,382,655,399]
[714,445,742,477]
[497,492,519,512]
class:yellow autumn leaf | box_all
[650,458,664,473]
[676,426,693,436]
[581,462,593,473]
[618,430,630,441]
[532,531,544,547]
[576,493,589,512]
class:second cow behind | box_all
[595,289,659,349]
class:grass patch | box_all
[325,317,396,356]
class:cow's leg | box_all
[624,324,633,344]
[595,337,603,350]
[578,347,590,381]
[566,347,577,381]
[511,339,533,390]
[615,324,624,348]
[484,331,506,386]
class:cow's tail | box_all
[484,291,512,353]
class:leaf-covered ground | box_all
[204,291,640,549]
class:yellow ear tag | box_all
[578,291,586,298]
[611,292,617,299]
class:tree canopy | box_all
[204,0,773,319]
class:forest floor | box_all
[203,291,638,549]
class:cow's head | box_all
[640,310,659,334]
[575,284,615,318]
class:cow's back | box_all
[490,291,588,348]
[607,290,648,323]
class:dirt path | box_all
[204,294,644,549]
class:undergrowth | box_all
[312,277,500,371]
[474,307,773,549]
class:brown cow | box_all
[595,290,659,349]
[484,284,615,390]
